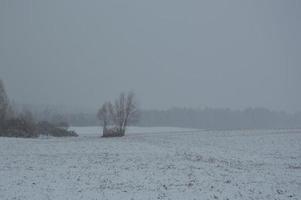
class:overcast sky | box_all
[1,0,300,112]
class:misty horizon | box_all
[7,101,301,116]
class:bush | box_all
[36,121,78,137]
[102,127,124,137]
[0,119,78,138]
[0,118,38,138]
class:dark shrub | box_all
[102,127,124,137]
[0,120,77,138]
[36,121,78,137]
[1,118,38,138]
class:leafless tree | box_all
[18,109,36,134]
[98,92,139,137]
[97,102,111,135]
[0,79,10,129]
[123,91,139,133]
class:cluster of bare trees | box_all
[0,79,36,137]
[97,92,139,137]
[0,79,77,138]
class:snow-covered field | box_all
[0,127,300,200]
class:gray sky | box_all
[1,0,300,112]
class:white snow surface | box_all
[0,127,301,200]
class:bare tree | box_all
[122,91,139,134]
[18,109,36,135]
[112,92,126,135]
[97,102,111,135]
[0,79,10,129]
[98,92,139,137]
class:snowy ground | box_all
[0,127,300,200]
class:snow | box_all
[0,127,300,200]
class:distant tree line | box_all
[138,107,301,130]
[29,106,301,130]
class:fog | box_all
[1,0,300,112]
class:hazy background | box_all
[1,0,300,113]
